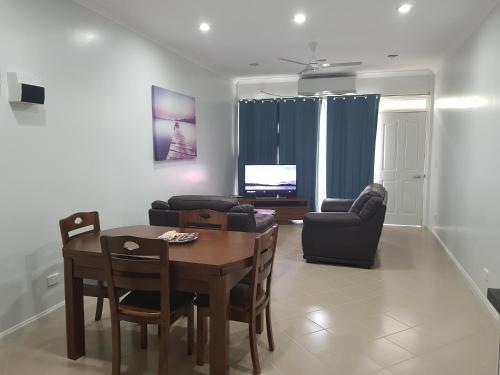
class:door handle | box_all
[413,174,426,179]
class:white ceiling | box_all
[73,0,499,78]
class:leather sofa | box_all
[148,195,275,233]
[302,184,387,268]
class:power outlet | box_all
[47,272,60,287]
[483,268,489,285]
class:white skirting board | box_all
[0,301,65,340]
[430,227,499,324]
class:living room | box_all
[1,0,500,374]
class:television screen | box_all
[245,165,297,197]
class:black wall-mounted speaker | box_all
[20,84,45,105]
[7,72,46,105]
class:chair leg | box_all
[256,313,263,334]
[140,324,148,349]
[94,281,105,321]
[95,297,104,321]
[111,319,121,375]
[196,308,206,366]
[187,305,194,355]
[203,315,209,345]
[159,322,169,375]
[249,316,261,375]
[265,305,275,351]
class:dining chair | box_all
[179,209,229,231]
[178,208,230,356]
[59,211,122,321]
[100,235,194,375]
[195,224,279,375]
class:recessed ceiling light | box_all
[294,13,306,24]
[398,4,413,14]
[387,54,399,59]
[199,23,211,32]
[321,63,330,67]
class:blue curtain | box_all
[238,100,279,194]
[326,95,380,199]
[278,98,321,208]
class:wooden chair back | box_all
[59,211,100,245]
[179,209,228,230]
[100,236,170,321]
[249,224,279,311]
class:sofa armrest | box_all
[304,212,362,227]
[321,199,354,212]
[227,212,257,232]
[229,204,255,214]
[151,200,170,210]
[149,209,179,227]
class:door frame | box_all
[376,95,433,227]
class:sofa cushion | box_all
[151,200,170,210]
[255,210,275,233]
[349,184,386,215]
[168,195,238,212]
[358,196,383,220]
[321,199,355,213]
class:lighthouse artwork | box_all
[152,85,197,161]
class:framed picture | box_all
[152,85,197,161]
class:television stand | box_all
[238,196,310,224]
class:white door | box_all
[377,112,427,226]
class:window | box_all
[316,99,328,210]
[379,96,428,112]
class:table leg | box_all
[209,274,230,375]
[64,258,85,359]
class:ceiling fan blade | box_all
[327,61,363,68]
[279,58,309,66]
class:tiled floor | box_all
[0,225,498,374]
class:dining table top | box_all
[62,225,258,275]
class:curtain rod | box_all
[239,94,380,103]
[240,97,321,103]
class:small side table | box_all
[238,196,310,224]
[487,288,500,375]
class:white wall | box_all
[356,71,434,96]
[0,0,235,334]
[236,70,434,99]
[236,76,299,99]
[429,4,500,295]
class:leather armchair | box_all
[302,184,387,268]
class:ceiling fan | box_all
[279,41,362,75]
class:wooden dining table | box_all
[62,225,258,375]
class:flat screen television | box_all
[245,165,297,197]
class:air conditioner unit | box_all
[298,74,356,96]
[7,72,45,104]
